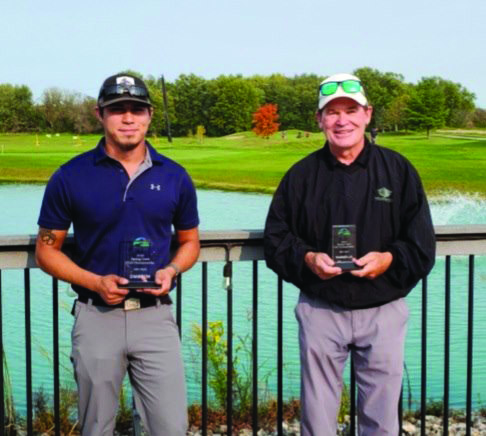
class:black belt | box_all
[77,294,172,309]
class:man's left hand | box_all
[137,267,176,296]
[350,251,393,279]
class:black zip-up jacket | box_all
[264,140,436,309]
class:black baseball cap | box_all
[97,74,152,108]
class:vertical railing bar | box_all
[0,270,4,434]
[252,261,258,435]
[132,396,142,436]
[277,277,283,436]
[24,268,33,436]
[443,256,451,436]
[420,277,427,436]
[399,386,403,434]
[227,261,233,436]
[466,255,474,436]
[53,278,60,436]
[399,386,404,435]
[176,274,182,337]
[202,263,208,436]
[350,356,356,435]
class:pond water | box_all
[0,184,485,414]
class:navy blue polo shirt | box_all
[38,139,199,302]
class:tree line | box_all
[1,67,484,136]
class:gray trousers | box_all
[71,300,187,436]
[296,292,409,436]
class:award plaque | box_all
[332,225,359,271]
[119,237,161,289]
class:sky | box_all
[1,0,485,107]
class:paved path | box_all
[432,134,486,141]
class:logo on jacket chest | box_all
[374,187,392,202]
[150,183,161,191]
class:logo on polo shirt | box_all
[375,187,392,202]
[150,184,161,191]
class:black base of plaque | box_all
[119,281,160,289]
[337,261,360,272]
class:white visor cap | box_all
[318,73,368,110]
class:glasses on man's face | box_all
[101,84,149,98]
[320,80,362,96]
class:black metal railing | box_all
[0,226,485,436]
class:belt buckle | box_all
[124,298,141,311]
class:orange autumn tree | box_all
[252,103,280,138]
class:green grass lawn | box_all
[0,131,485,197]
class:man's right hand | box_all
[304,252,342,280]
[95,275,130,305]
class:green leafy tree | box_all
[73,96,100,134]
[353,67,406,129]
[449,110,474,128]
[438,78,475,127]
[171,74,210,136]
[0,84,37,132]
[472,108,486,127]
[0,69,479,135]
[251,73,323,132]
[39,88,79,132]
[207,75,263,136]
[250,74,293,127]
[383,92,411,131]
[289,74,324,131]
[39,89,104,134]
[405,77,447,136]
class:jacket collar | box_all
[322,137,372,169]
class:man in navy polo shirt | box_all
[36,73,200,436]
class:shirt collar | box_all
[93,138,164,165]
[322,137,372,169]
[145,141,165,164]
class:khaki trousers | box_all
[296,292,409,436]
[71,299,187,436]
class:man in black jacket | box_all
[264,73,435,435]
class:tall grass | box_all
[3,349,17,434]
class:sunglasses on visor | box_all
[320,80,362,96]
[100,84,149,98]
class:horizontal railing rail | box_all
[0,225,485,436]
[1,225,486,267]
